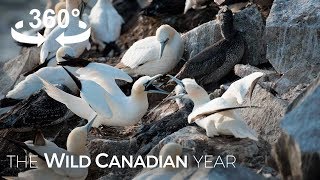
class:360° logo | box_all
[11,8,91,46]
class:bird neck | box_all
[66,0,81,13]
[167,32,184,57]
[220,21,235,40]
[130,90,148,104]
[191,94,210,110]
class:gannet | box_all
[184,0,210,14]
[89,0,124,56]
[40,0,91,65]
[175,6,244,86]
[168,72,264,140]
[39,67,168,127]
[43,1,67,38]
[6,118,95,179]
[0,47,79,112]
[116,24,184,76]
[133,143,184,180]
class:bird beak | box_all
[159,38,169,59]
[85,114,97,132]
[167,75,186,90]
[80,1,87,18]
[145,74,169,94]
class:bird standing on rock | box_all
[116,24,184,76]
[40,0,91,66]
[175,6,244,86]
[39,66,169,128]
[5,119,95,179]
[168,72,263,140]
[89,0,124,56]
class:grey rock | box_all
[182,5,266,65]
[272,75,320,179]
[239,85,288,145]
[273,63,320,95]
[266,0,320,74]
[0,47,40,96]
[148,126,262,167]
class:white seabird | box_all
[39,67,168,127]
[133,143,184,180]
[89,0,124,55]
[7,118,95,180]
[184,0,209,14]
[40,0,91,65]
[43,1,66,38]
[0,46,130,114]
[116,24,184,76]
[168,72,264,140]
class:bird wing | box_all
[188,97,232,122]
[37,76,97,121]
[217,117,258,141]
[221,72,264,105]
[120,36,159,69]
[40,25,63,63]
[77,62,132,82]
[176,40,227,79]
[77,63,132,97]
[80,79,113,119]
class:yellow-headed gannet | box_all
[116,24,184,76]
[133,143,184,180]
[89,0,124,56]
[168,72,264,140]
[7,118,95,179]
[39,67,168,127]
[40,0,91,66]
[43,1,67,38]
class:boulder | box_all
[182,5,266,65]
[266,0,320,72]
[272,75,320,179]
[0,47,40,96]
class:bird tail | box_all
[0,98,22,108]
[57,58,91,67]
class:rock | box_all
[273,63,320,95]
[266,0,320,74]
[272,75,320,179]
[182,5,266,65]
[239,85,288,144]
[0,85,72,131]
[0,47,40,96]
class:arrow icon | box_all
[56,27,91,46]
[11,28,46,47]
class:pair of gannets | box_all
[116,24,184,76]
[169,72,263,140]
[89,0,124,56]
[40,0,91,66]
[133,143,184,180]
[176,6,244,86]
[6,118,95,179]
[38,64,168,127]
[0,46,129,115]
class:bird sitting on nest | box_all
[168,72,264,140]
[116,24,184,77]
[175,6,245,86]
